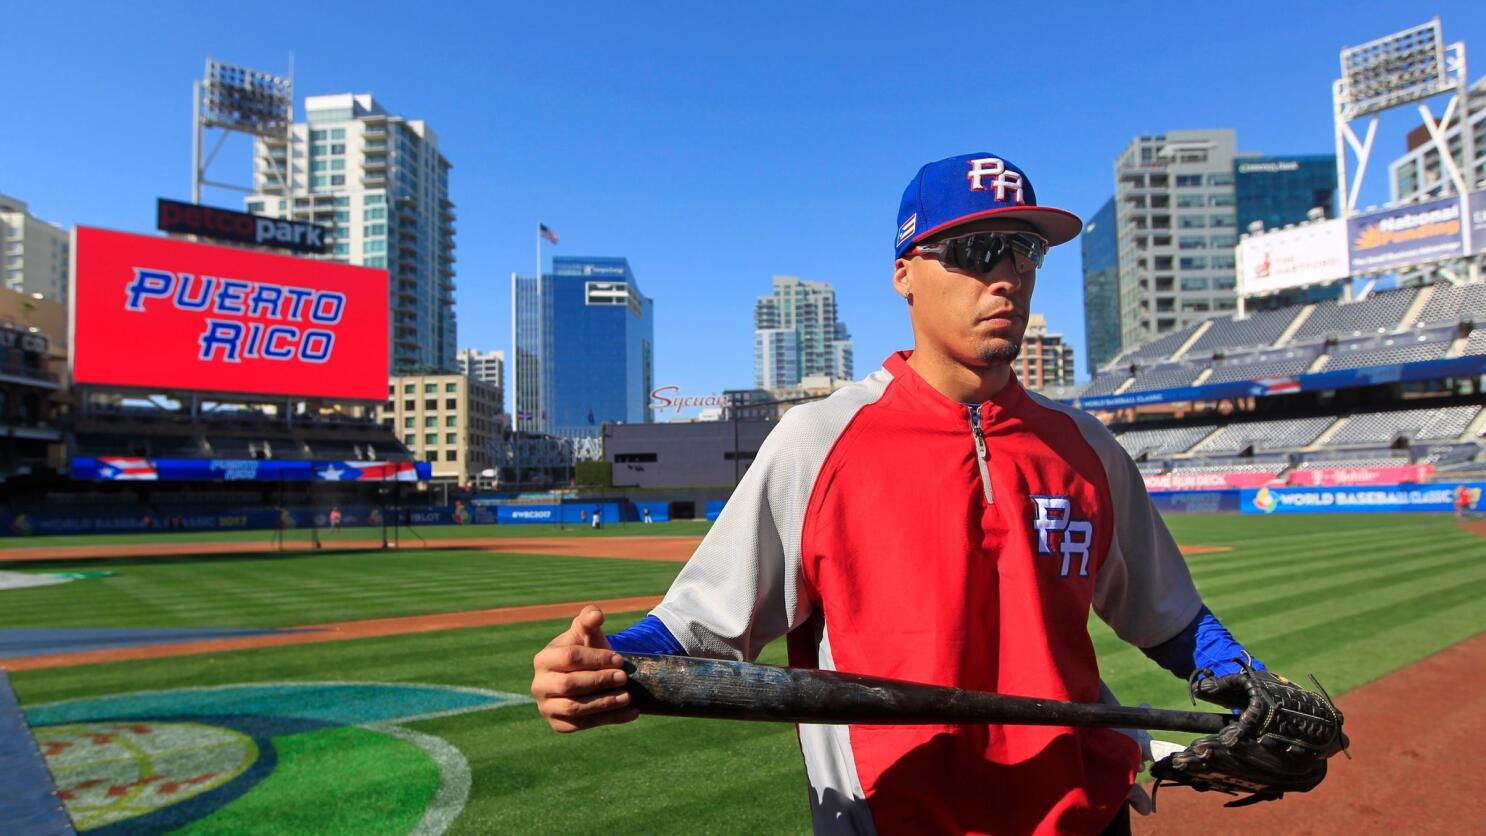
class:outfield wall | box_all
[3,484,1480,536]
[0,500,674,537]
[1146,483,1485,515]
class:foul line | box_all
[0,595,665,673]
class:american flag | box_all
[539,224,559,245]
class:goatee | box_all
[979,341,1022,364]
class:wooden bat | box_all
[621,653,1231,734]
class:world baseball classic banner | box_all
[70,227,389,400]
[1241,483,1485,515]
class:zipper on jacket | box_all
[967,406,994,504]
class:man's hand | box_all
[1149,663,1347,806]
[531,606,639,733]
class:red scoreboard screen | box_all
[71,226,389,400]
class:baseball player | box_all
[1455,484,1472,520]
[532,153,1343,835]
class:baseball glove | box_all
[1149,660,1348,807]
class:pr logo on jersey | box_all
[1030,496,1093,577]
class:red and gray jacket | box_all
[650,351,1203,835]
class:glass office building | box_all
[1080,197,1121,374]
[512,256,654,438]
[1234,155,1337,232]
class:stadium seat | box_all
[1292,287,1418,341]
[1184,308,1300,357]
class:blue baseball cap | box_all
[895,153,1083,259]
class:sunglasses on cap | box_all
[910,230,1048,274]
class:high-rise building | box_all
[244,93,456,372]
[0,193,69,304]
[1390,76,1486,203]
[457,348,504,394]
[1014,315,1076,393]
[1234,155,1337,232]
[752,275,852,388]
[1109,132,1335,351]
[1080,197,1120,374]
[511,256,654,438]
[381,372,500,485]
[1113,130,1243,350]
[753,328,799,390]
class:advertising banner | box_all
[494,503,626,524]
[1241,483,1484,514]
[71,227,389,400]
[1287,464,1433,488]
[70,457,429,482]
[1347,195,1463,273]
[1147,490,1243,514]
[1238,219,1349,297]
[1143,471,1279,491]
[156,199,330,255]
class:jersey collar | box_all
[883,350,1026,423]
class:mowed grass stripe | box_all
[1190,537,1478,606]
[0,551,681,629]
[0,520,715,550]
[1181,525,1464,580]
[1089,541,1486,660]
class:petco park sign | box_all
[157,198,330,255]
[70,227,388,400]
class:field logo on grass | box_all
[1253,487,1278,514]
[26,681,531,833]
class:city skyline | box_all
[3,3,1482,416]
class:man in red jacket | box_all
[531,153,1332,834]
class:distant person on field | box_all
[591,508,602,530]
[642,507,653,524]
[1456,484,1473,520]
[329,506,343,531]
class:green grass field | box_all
[4,514,1485,834]
[0,520,715,549]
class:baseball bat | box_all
[621,653,1231,734]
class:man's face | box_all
[894,218,1039,367]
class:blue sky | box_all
[3,2,1482,412]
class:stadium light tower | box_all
[1333,20,1473,228]
[191,58,293,204]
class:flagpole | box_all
[535,223,542,436]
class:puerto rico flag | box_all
[96,457,159,481]
[314,461,421,482]
[1250,377,1301,396]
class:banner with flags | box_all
[72,457,431,482]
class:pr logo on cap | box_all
[894,152,1082,258]
[966,158,1025,203]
